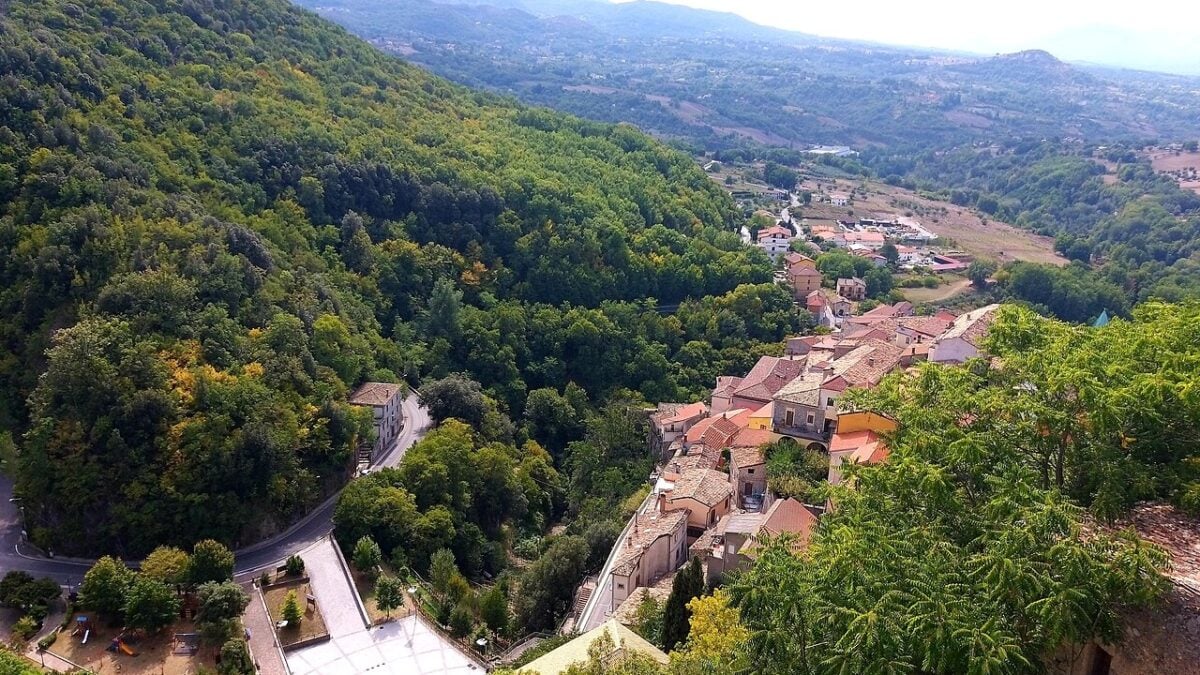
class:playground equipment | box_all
[172,633,200,656]
[107,638,138,656]
[70,616,90,643]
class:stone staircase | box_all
[355,443,373,475]
[572,577,596,616]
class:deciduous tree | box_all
[123,576,181,634]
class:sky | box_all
[624,0,1200,74]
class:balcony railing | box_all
[774,422,832,442]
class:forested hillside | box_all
[0,0,792,555]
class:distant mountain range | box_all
[296,0,1200,150]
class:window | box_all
[617,582,624,590]
[785,409,795,426]
[747,468,755,475]
[806,413,815,425]
[827,397,835,407]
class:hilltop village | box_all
[569,289,1002,631]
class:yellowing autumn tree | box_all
[670,590,749,672]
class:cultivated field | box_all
[795,177,1067,266]
[1146,149,1200,195]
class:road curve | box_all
[0,394,430,584]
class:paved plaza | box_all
[285,616,482,675]
[286,537,483,674]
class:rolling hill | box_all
[297,0,1200,150]
[0,0,777,554]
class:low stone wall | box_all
[281,633,331,653]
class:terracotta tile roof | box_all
[790,266,823,280]
[699,416,741,450]
[665,448,721,477]
[759,498,818,541]
[711,376,743,399]
[757,225,793,240]
[668,469,733,508]
[611,509,688,577]
[730,444,766,469]
[653,401,707,426]
[348,382,401,406]
[730,427,775,449]
[830,430,888,464]
[683,417,716,444]
[733,357,808,403]
[834,340,904,387]
[897,315,954,337]
[938,304,1000,348]
[783,252,814,267]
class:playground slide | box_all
[82,629,89,644]
[118,641,136,656]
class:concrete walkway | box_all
[298,537,368,638]
[245,581,289,675]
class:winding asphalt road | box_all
[0,394,430,584]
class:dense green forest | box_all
[0,0,798,555]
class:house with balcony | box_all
[836,277,867,301]
[771,340,904,451]
[756,224,795,260]
[772,372,835,450]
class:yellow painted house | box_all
[747,401,774,430]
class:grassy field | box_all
[900,277,974,304]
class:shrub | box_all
[449,601,473,638]
[218,637,254,675]
[37,632,57,651]
[259,571,271,588]
[12,615,38,642]
[512,536,541,561]
[285,555,305,577]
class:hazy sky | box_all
[630,0,1200,74]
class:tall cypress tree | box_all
[661,556,706,652]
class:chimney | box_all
[868,357,876,367]
[657,492,667,514]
